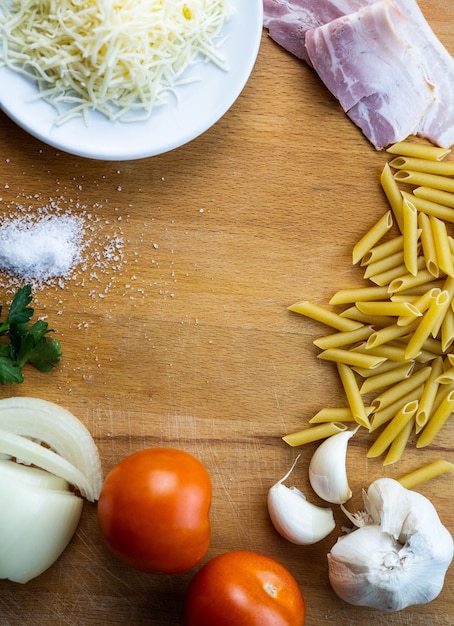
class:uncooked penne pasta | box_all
[430,276,454,339]
[394,279,445,296]
[402,198,419,276]
[282,422,347,447]
[339,306,395,327]
[415,356,443,432]
[353,358,410,379]
[380,163,404,232]
[405,291,450,360]
[370,384,425,431]
[397,288,439,327]
[388,269,436,294]
[371,366,431,411]
[318,348,386,370]
[383,416,415,465]
[337,362,370,429]
[418,212,439,277]
[441,306,454,352]
[309,407,372,423]
[288,301,363,332]
[360,235,404,266]
[414,186,454,209]
[313,325,374,350]
[386,141,450,161]
[363,249,404,280]
[366,319,420,350]
[352,211,393,265]
[367,400,419,458]
[394,170,454,193]
[389,156,454,176]
[435,366,454,384]
[397,459,454,489]
[329,286,390,305]
[370,257,426,287]
[416,389,454,448]
[359,362,414,395]
[429,215,454,277]
[356,301,421,318]
[404,190,454,223]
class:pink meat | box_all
[305,0,436,149]
[263,0,377,64]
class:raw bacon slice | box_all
[263,0,377,64]
[305,0,435,149]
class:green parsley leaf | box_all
[0,285,62,384]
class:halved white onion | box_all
[0,397,102,501]
[0,460,83,583]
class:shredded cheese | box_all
[0,0,232,123]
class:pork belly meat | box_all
[305,0,435,149]
[263,0,377,64]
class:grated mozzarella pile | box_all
[0,0,232,123]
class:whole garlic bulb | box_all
[327,478,453,612]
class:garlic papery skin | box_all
[328,478,454,612]
[308,427,358,504]
[0,459,83,583]
[268,456,336,545]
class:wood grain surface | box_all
[0,2,453,624]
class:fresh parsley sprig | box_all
[0,285,62,384]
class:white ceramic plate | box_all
[0,0,263,160]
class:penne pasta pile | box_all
[286,140,454,476]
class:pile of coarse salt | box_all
[0,211,85,284]
[0,200,125,294]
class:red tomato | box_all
[97,448,212,574]
[184,550,306,626]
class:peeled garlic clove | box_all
[308,427,358,504]
[268,456,335,545]
[328,478,454,612]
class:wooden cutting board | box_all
[0,2,453,624]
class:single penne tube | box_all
[339,306,396,327]
[309,406,373,423]
[367,400,419,458]
[353,358,409,378]
[441,305,454,352]
[397,459,454,489]
[430,380,454,416]
[386,141,450,161]
[370,384,425,431]
[405,291,451,360]
[329,286,390,305]
[337,362,370,429]
[317,348,386,370]
[414,186,454,208]
[383,416,415,466]
[380,163,404,232]
[366,319,420,350]
[363,249,405,280]
[415,356,443,431]
[435,366,454,384]
[356,300,421,318]
[352,211,393,265]
[389,156,454,176]
[397,288,439,326]
[427,276,454,339]
[416,389,454,448]
[394,279,445,296]
[370,257,426,287]
[418,211,439,277]
[359,362,414,395]
[282,422,347,447]
[429,215,454,277]
[394,169,454,193]
[402,198,419,276]
[352,341,407,362]
[360,235,404,266]
[288,301,363,331]
[404,190,454,223]
[313,325,375,350]
[371,366,431,411]
[388,269,436,294]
